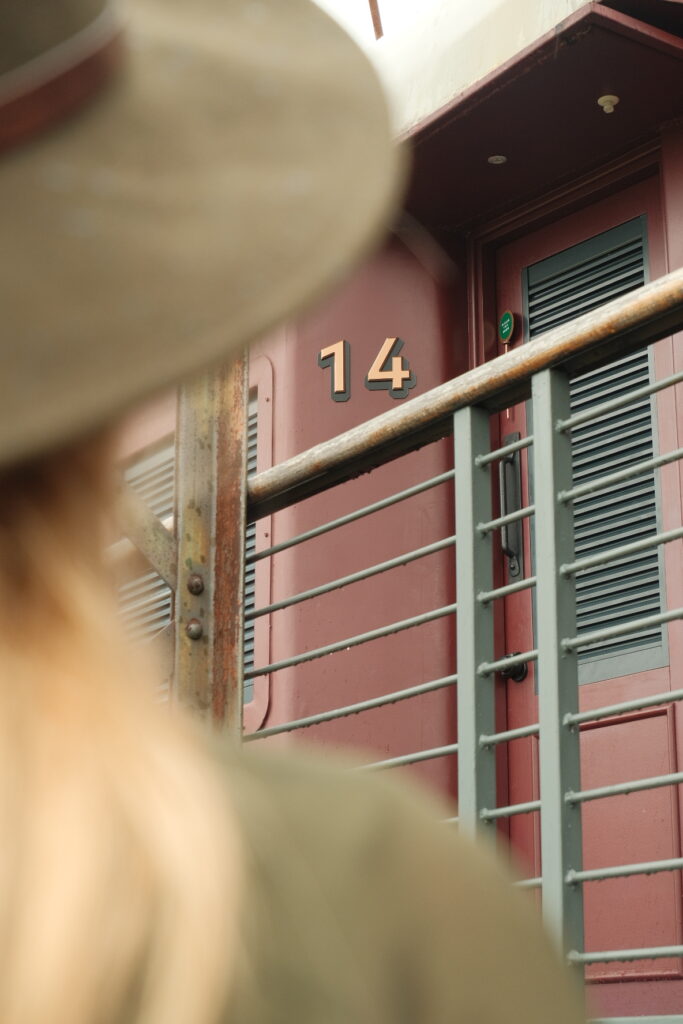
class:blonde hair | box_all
[0,435,241,1024]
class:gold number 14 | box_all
[318,337,416,403]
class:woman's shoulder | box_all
[217,743,586,1024]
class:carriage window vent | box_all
[525,217,665,677]
[119,442,175,645]
[243,399,258,705]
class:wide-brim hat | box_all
[0,0,403,467]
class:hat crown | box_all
[0,0,108,79]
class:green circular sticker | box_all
[498,310,515,344]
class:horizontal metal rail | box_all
[243,673,459,740]
[357,742,459,771]
[561,526,683,577]
[566,770,683,805]
[567,857,683,885]
[247,535,456,620]
[557,367,683,433]
[565,688,683,727]
[475,434,534,465]
[515,876,542,890]
[559,445,683,504]
[244,602,458,680]
[478,649,538,677]
[248,469,455,562]
[247,268,683,519]
[478,576,537,604]
[562,606,683,652]
[478,504,535,534]
[592,1017,683,1024]
[480,722,540,748]
[568,946,683,965]
[480,799,541,821]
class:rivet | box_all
[185,618,203,640]
[187,573,205,595]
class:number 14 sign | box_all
[318,337,416,402]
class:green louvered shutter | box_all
[525,217,666,681]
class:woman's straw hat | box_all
[0,0,402,466]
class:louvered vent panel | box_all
[119,442,174,671]
[527,222,663,664]
[123,444,175,520]
[243,403,258,705]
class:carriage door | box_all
[494,176,683,1015]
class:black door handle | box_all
[498,433,523,579]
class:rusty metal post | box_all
[173,353,248,738]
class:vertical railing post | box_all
[454,406,497,836]
[532,368,585,963]
[213,352,248,739]
[174,371,216,716]
[174,354,248,740]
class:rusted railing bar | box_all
[246,535,456,619]
[562,606,683,652]
[248,269,683,520]
[559,446,683,504]
[478,649,538,676]
[515,877,542,890]
[561,526,683,577]
[479,722,540,748]
[592,1017,683,1024]
[565,688,683,727]
[242,673,458,740]
[557,368,683,432]
[244,602,458,679]
[480,799,541,821]
[478,576,537,604]
[566,771,683,805]
[569,946,683,965]
[475,435,533,466]
[567,857,683,885]
[247,469,455,560]
[357,742,459,771]
[478,504,535,534]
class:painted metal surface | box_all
[532,368,584,960]
[453,406,497,837]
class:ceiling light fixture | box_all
[597,94,620,114]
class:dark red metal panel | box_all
[248,237,464,797]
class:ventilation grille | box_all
[123,443,175,521]
[243,402,258,704]
[119,442,175,646]
[527,223,662,664]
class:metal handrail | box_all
[247,268,683,520]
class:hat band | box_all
[0,8,123,156]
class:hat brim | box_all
[1,0,403,466]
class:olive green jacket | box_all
[224,749,585,1024]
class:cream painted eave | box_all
[373,0,592,136]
